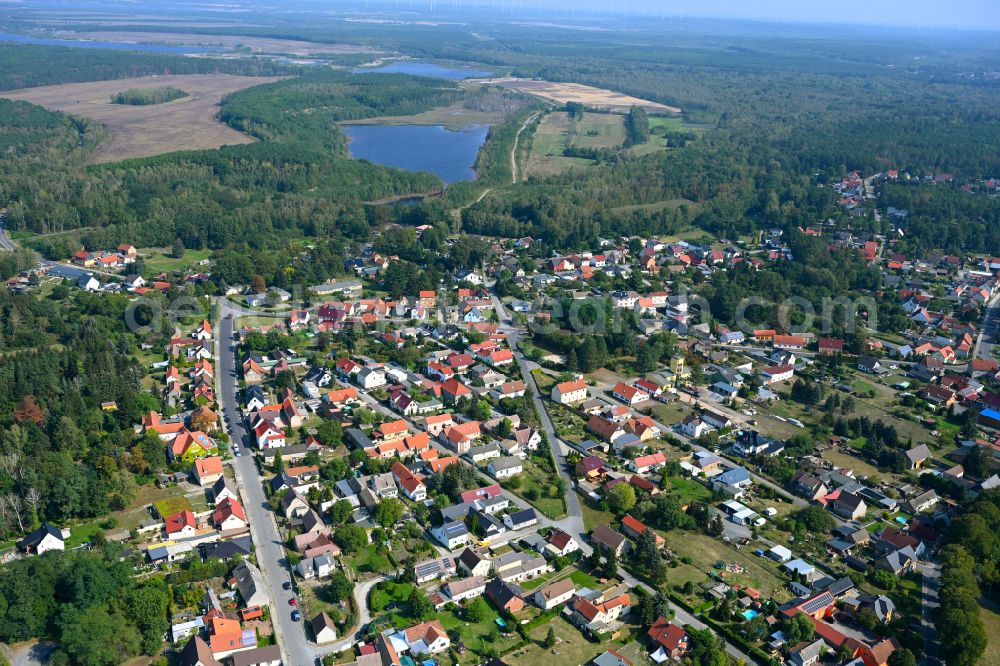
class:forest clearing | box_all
[474,77,681,113]
[1,73,284,163]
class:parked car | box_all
[291,610,301,622]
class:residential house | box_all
[712,467,753,497]
[761,365,795,384]
[16,523,66,555]
[552,380,589,404]
[391,461,427,502]
[444,575,487,602]
[486,577,525,613]
[414,556,457,584]
[488,456,523,479]
[397,619,451,655]
[232,560,268,607]
[621,514,664,547]
[647,617,689,662]
[193,457,225,486]
[832,492,868,521]
[590,524,628,557]
[431,521,470,550]
[458,546,493,577]
[613,382,650,406]
[904,444,932,470]
[311,613,339,645]
[545,529,580,558]
[212,498,248,532]
[790,472,829,501]
[533,578,576,610]
[681,414,712,439]
[566,590,632,634]
[630,452,666,474]
[178,636,221,666]
[213,476,239,504]
[503,508,538,531]
[165,510,197,537]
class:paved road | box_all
[974,290,1000,360]
[0,211,15,251]
[918,561,942,666]
[216,299,318,666]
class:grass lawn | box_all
[436,605,521,659]
[664,561,709,592]
[505,457,566,519]
[347,544,393,577]
[980,605,1000,666]
[663,531,792,603]
[369,581,416,613]
[662,476,712,506]
[648,401,692,426]
[506,617,603,666]
[520,566,602,592]
[300,580,351,622]
[569,568,601,588]
[580,500,614,532]
[823,449,883,480]
[530,368,556,391]
[140,247,213,274]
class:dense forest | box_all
[0,543,171,665]
[0,43,293,91]
[0,289,172,538]
[110,86,187,105]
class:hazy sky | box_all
[386,0,1000,31]
[643,0,1000,31]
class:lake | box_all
[0,31,224,54]
[353,61,491,80]
[342,124,490,184]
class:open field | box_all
[2,74,284,163]
[342,100,508,131]
[57,30,379,56]
[525,112,590,178]
[140,246,213,274]
[571,113,627,149]
[477,77,681,114]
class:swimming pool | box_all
[742,609,759,621]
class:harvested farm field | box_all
[1,74,284,163]
[474,77,681,114]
